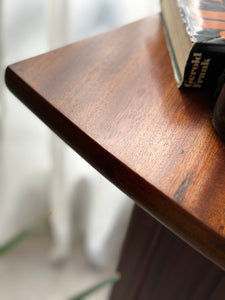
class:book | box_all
[161,0,225,91]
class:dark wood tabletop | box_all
[5,14,225,270]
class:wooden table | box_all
[5,14,225,299]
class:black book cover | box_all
[161,0,225,91]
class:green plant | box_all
[68,273,120,300]
[0,215,120,300]
[0,214,49,256]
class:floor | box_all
[0,231,113,300]
[0,1,160,299]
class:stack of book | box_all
[161,0,225,141]
[161,0,225,93]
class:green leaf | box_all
[0,214,49,256]
[68,273,121,300]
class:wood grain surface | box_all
[5,14,225,269]
[110,206,225,300]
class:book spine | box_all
[181,43,225,92]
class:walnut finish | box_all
[5,15,225,269]
[110,206,225,300]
